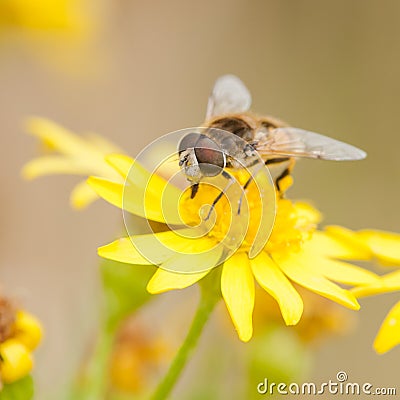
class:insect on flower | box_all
[22,77,389,344]
[178,75,367,215]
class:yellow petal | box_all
[0,339,33,384]
[105,154,136,179]
[357,230,400,265]
[25,118,121,180]
[21,156,95,179]
[131,232,219,269]
[160,244,223,274]
[323,226,372,259]
[13,311,43,351]
[307,255,379,286]
[26,117,89,156]
[99,231,217,267]
[106,153,174,197]
[306,230,372,260]
[221,253,255,342]
[273,251,360,310]
[70,180,99,209]
[98,237,155,265]
[106,154,182,201]
[374,300,400,354]
[147,268,210,294]
[352,270,400,297]
[251,251,303,325]
[87,176,183,225]
[86,177,162,222]
[87,176,125,209]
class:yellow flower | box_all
[22,117,123,209]
[13,311,43,352]
[109,318,171,395]
[252,285,356,345]
[23,119,398,344]
[0,1,102,78]
[90,153,381,342]
[351,230,400,354]
[0,0,90,35]
[0,297,43,388]
[0,340,33,385]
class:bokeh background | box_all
[1,0,399,398]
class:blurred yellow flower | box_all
[22,118,123,209]
[0,297,43,389]
[109,318,171,395]
[0,0,104,77]
[0,0,90,35]
[351,230,400,354]
[252,285,355,345]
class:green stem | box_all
[84,327,115,399]
[150,283,219,400]
[66,324,116,400]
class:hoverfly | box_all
[178,75,366,215]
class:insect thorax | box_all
[205,113,287,168]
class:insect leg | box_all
[191,183,199,199]
[237,157,279,214]
[204,171,234,221]
[237,175,254,215]
[275,168,290,192]
[265,157,290,165]
[275,158,295,195]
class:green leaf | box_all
[0,376,34,400]
[101,259,156,330]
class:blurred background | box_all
[1,0,399,398]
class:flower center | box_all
[178,170,272,252]
[178,172,319,256]
[267,199,320,254]
[0,297,16,343]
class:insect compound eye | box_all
[178,132,201,154]
[194,135,226,177]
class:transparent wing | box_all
[255,127,367,161]
[206,75,252,119]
